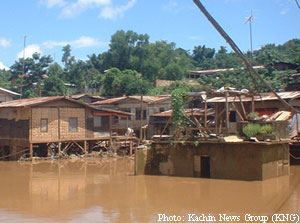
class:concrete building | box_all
[136,141,290,181]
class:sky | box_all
[0,0,299,70]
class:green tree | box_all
[10,53,53,97]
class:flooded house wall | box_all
[137,142,289,181]
[31,107,86,142]
[59,108,86,140]
[31,108,59,142]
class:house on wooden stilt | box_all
[0,96,131,160]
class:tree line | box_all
[1,30,299,98]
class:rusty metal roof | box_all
[152,108,215,117]
[266,111,292,121]
[0,96,64,107]
[0,96,132,116]
[206,91,300,103]
[92,95,170,105]
[92,97,126,105]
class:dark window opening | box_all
[69,118,78,132]
[229,111,237,122]
[136,109,141,120]
[41,119,48,132]
[112,116,119,126]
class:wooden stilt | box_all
[130,140,133,155]
[84,141,87,154]
[225,92,229,135]
[204,99,207,128]
[29,143,33,158]
[58,142,61,154]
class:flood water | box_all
[0,158,299,223]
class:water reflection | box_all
[0,159,299,223]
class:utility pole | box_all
[245,10,254,60]
[192,0,299,113]
[21,35,27,98]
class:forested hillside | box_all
[1,30,299,97]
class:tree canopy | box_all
[2,30,299,98]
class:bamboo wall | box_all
[31,108,86,142]
[60,108,85,140]
[32,108,59,142]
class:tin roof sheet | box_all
[0,96,132,116]
[92,96,170,105]
[206,91,300,103]
[0,87,21,96]
[0,96,64,107]
[152,108,214,117]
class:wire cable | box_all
[295,0,300,11]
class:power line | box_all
[296,0,300,11]
[192,0,299,113]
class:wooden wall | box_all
[31,108,59,142]
[60,108,85,140]
[31,107,86,143]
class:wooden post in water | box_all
[29,143,33,158]
[130,140,133,155]
[140,95,143,142]
[225,92,229,135]
[58,142,61,154]
[84,140,87,154]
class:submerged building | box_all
[0,96,130,160]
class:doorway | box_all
[194,155,210,178]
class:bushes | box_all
[242,123,262,138]
[242,124,276,139]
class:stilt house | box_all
[0,96,130,159]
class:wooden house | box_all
[206,91,300,136]
[0,87,20,102]
[0,96,130,160]
[92,96,172,137]
[149,108,215,137]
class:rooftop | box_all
[206,91,300,103]
[152,108,215,117]
[92,95,170,105]
[0,87,21,97]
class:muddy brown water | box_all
[0,158,299,223]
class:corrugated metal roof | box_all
[190,66,265,75]
[92,97,126,105]
[0,96,64,107]
[266,111,292,121]
[71,94,86,99]
[92,96,170,105]
[152,108,214,117]
[0,95,132,116]
[206,91,300,103]
[0,87,21,96]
